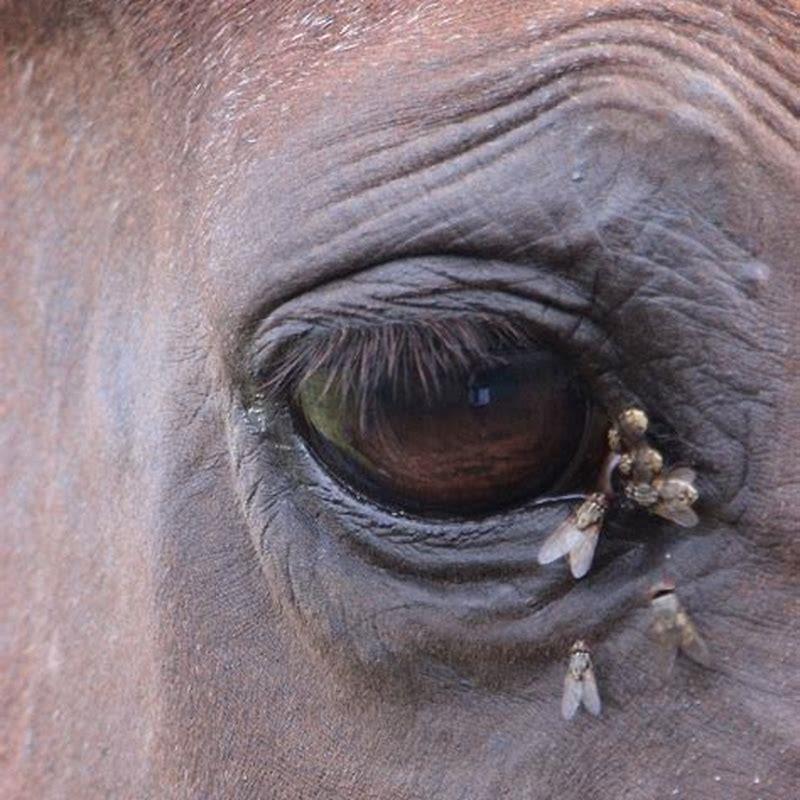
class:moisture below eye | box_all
[294,346,604,517]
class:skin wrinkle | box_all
[141,3,796,322]
[314,30,796,195]
[212,88,785,336]
[553,9,799,112]
[306,75,760,225]
[292,5,798,162]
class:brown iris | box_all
[295,349,600,517]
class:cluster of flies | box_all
[536,407,710,721]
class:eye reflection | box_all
[294,347,605,517]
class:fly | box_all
[650,584,711,674]
[608,407,649,452]
[561,640,602,720]
[628,467,699,527]
[651,467,700,527]
[537,492,609,579]
[618,441,664,485]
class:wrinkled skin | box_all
[2,2,800,798]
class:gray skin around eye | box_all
[3,2,799,800]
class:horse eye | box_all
[293,347,606,517]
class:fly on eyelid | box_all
[650,586,711,674]
[618,442,664,484]
[562,640,602,720]
[626,467,699,527]
[540,405,699,579]
[612,407,649,446]
[537,493,608,579]
[652,467,700,527]
[610,405,700,527]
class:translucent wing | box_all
[680,621,712,668]
[667,467,696,484]
[654,637,679,679]
[561,673,583,720]
[581,667,602,716]
[538,517,585,565]
[568,524,600,579]
[654,504,699,528]
[649,610,681,679]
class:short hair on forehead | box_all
[0,0,303,66]
[4,0,799,46]
[0,0,389,50]
[0,0,112,49]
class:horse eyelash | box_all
[254,313,539,416]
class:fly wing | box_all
[654,637,679,679]
[654,504,699,528]
[538,517,585,565]
[568,524,600,579]
[680,621,712,668]
[667,467,696,484]
[561,673,583,720]
[580,667,602,716]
